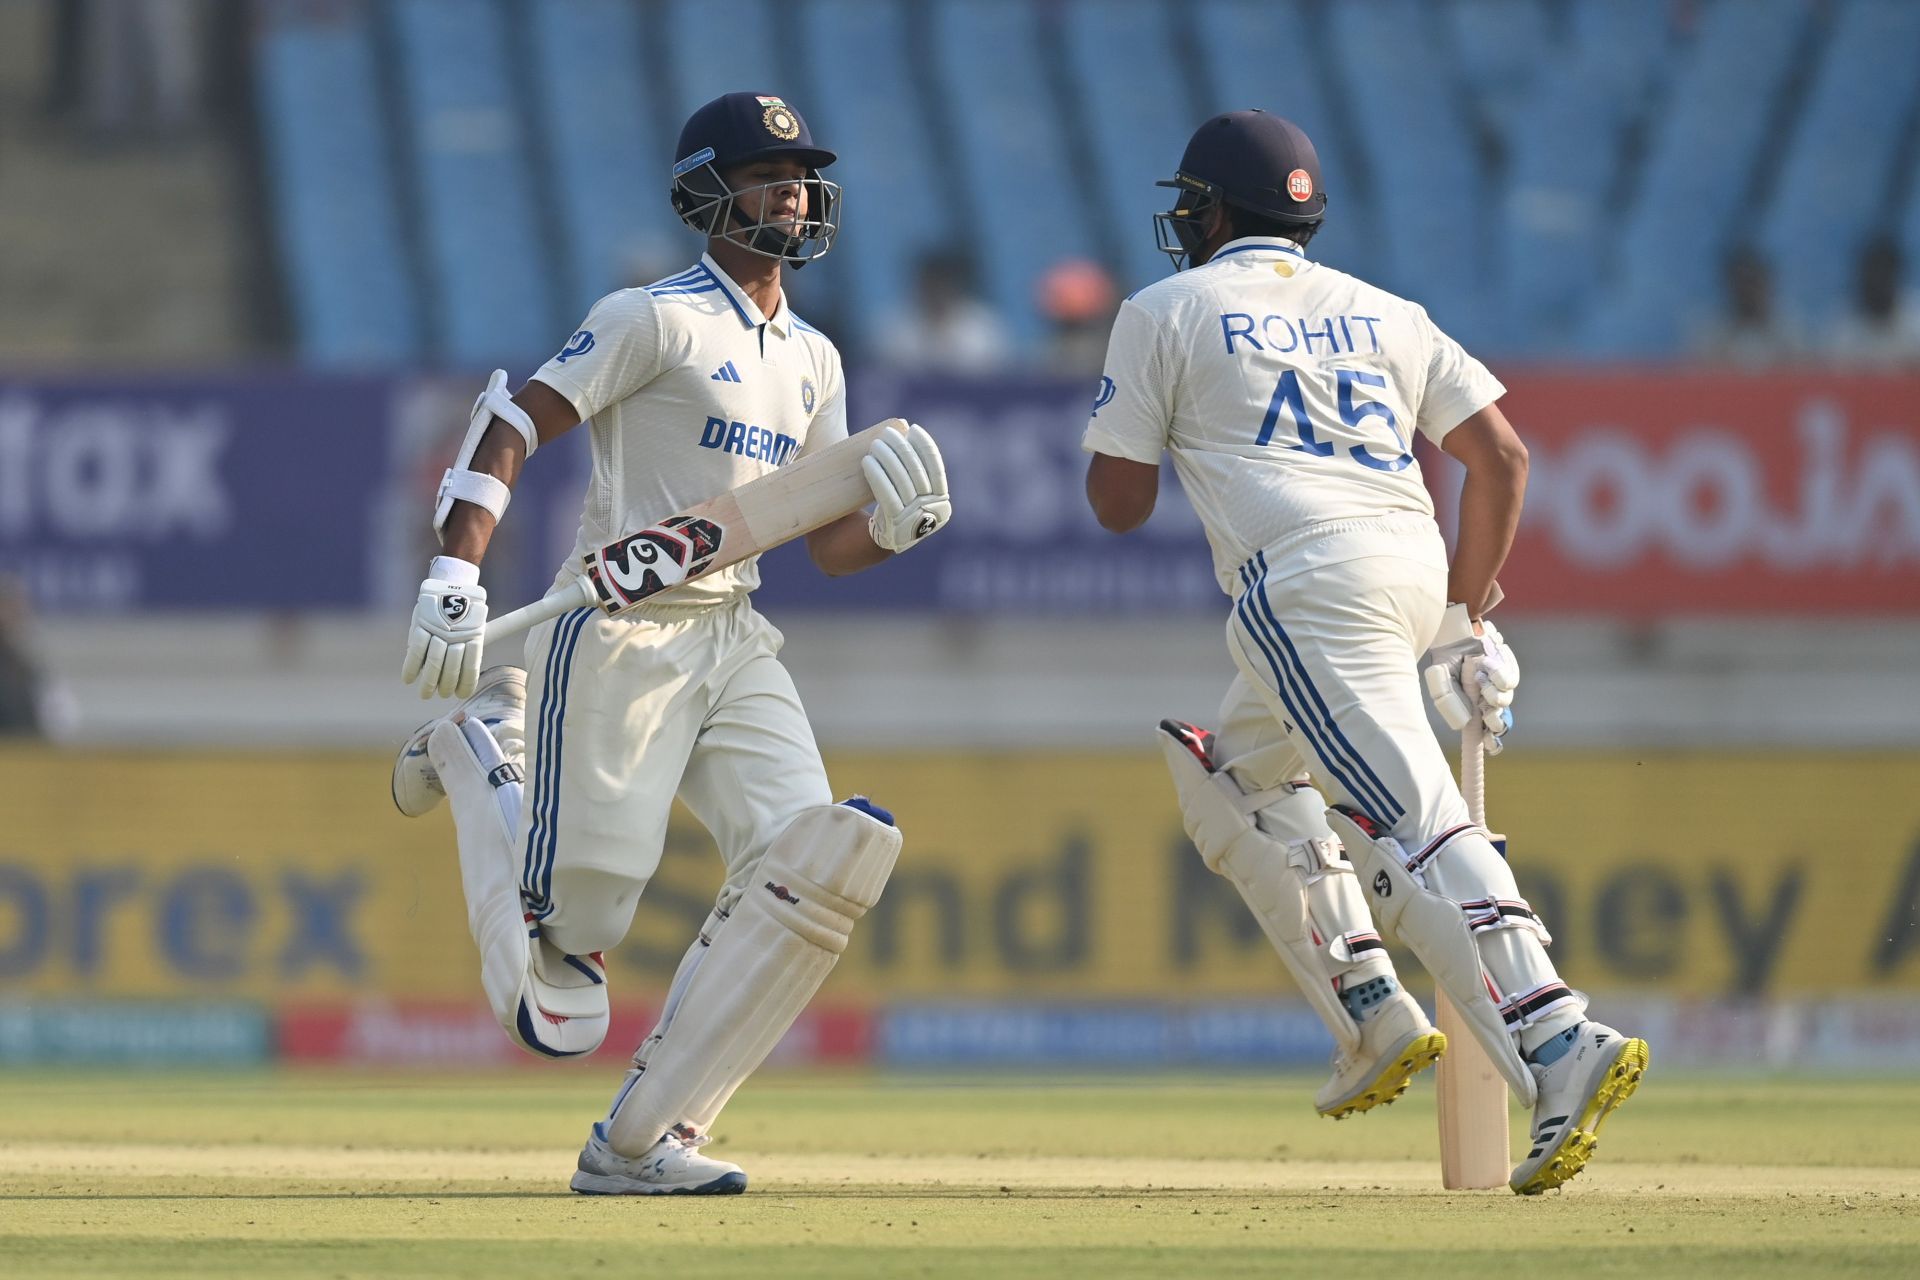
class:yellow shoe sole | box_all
[1512,1037,1650,1195]
[1319,1030,1448,1120]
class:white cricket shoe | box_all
[391,665,527,817]
[1316,986,1447,1119]
[569,1122,747,1196]
[1510,1020,1649,1195]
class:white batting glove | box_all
[401,556,488,700]
[863,422,950,553]
[1423,604,1519,752]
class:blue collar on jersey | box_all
[1211,237,1307,262]
[683,253,795,335]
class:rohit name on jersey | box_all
[699,415,800,465]
[1221,312,1385,356]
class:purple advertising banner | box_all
[749,372,1221,613]
[0,371,1222,615]
[0,373,393,611]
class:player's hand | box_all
[1423,604,1518,750]
[863,423,950,553]
[401,559,488,699]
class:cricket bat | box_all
[1436,597,1512,1189]
[484,418,906,643]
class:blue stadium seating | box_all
[797,1,951,351]
[526,0,680,319]
[1497,0,1674,352]
[659,0,785,126]
[656,0,839,321]
[386,0,561,366]
[1584,0,1813,357]
[928,0,1100,345]
[252,4,420,366]
[1058,0,1196,295]
[1189,0,1377,285]
[1445,0,1551,133]
[1324,0,1492,344]
[254,0,1918,367]
[1762,0,1920,329]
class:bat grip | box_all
[482,575,597,644]
[1461,718,1487,829]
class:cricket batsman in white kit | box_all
[388,92,951,1195]
[1084,111,1649,1194]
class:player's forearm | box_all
[438,423,528,565]
[806,510,893,576]
[1447,450,1527,617]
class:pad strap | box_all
[1499,981,1582,1031]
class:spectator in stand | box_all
[1692,245,1805,368]
[0,576,66,738]
[48,0,207,141]
[1827,235,1920,369]
[1038,257,1119,377]
[873,249,1012,374]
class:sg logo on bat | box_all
[586,516,725,610]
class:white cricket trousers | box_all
[1223,545,1468,850]
[515,595,832,956]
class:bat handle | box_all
[1461,717,1487,830]
[482,574,597,644]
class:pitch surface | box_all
[3,1071,1916,1277]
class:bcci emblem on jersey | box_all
[800,375,816,414]
[758,96,800,141]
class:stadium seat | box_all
[1583,0,1812,357]
[1190,0,1377,284]
[1761,0,1920,330]
[387,0,560,366]
[1324,0,1491,344]
[1058,0,1197,295]
[796,1,951,353]
[252,4,421,365]
[657,0,842,323]
[1497,0,1674,352]
[526,0,681,319]
[929,0,1101,345]
[1445,0,1551,132]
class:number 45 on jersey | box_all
[1258,368,1414,472]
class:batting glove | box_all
[1423,604,1519,751]
[863,423,950,553]
[401,556,489,699]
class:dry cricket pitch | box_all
[3,1070,1916,1277]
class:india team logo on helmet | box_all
[758,95,801,141]
[1287,168,1315,203]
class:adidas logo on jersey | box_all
[710,361,743,383]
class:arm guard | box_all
[434,368,540,540]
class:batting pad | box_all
[1159,726,1372,1053]
[1326,808,1538,1106]
[606,799,901,1155]
[429,717,607,1059]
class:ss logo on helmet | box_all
[1372,870,1391,898]
[441,595,469,624]
[1287,168,1314,202]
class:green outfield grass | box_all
[3,1069,1916,1278]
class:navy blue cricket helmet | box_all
[670,92,840,266]
[1155,110,1327,269]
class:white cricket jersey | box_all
[531,252,849,608]
[1081,237,1504,593]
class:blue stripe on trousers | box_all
[1233,563,1403,824]
[1249,553,1403,822]
[524,607,592,913]
[1234,589,1391,823]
